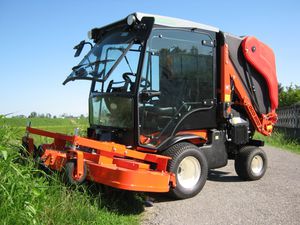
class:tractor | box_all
[22,13,278,199]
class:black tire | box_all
[34,145,45,159]
[235,146,267,181]
[64,159,87,185]
[163,142,208,199]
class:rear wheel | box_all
[163,142,208,199]
[235,146,267,180]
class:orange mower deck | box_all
[22,127,175,192]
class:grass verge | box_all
[254,131,300,154]
[0,117,142,225]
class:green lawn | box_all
[0,117,142,225]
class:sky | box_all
[0,0,299,117]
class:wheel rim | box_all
[250,155,264,175]
[177,156,201,189]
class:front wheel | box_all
[235,146,267,181]
[64,159,87,185]
[163,142,208,199]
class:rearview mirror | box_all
[74,40,85,57]
[73,40,93,57]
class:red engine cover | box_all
[242,36,278,111]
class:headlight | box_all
[127,14,136,26]
[87,30,93,39]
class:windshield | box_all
[64,30,141,87]
[70,29,143,128]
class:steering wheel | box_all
[106,73,133,93]
[122,73,133,83]
[123,73,136,92]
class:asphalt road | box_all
[142,146,300,225]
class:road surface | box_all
[142,146,300,225]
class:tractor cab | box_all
[64,13,218,150]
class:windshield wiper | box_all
[72,59,115,71]
[86,59,115,68]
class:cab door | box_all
[138,29,216,148]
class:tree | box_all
[279,84,300,107]
[29,112,37,118]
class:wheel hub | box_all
[251,155,264,175]
[177,156,201,189]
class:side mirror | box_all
[140,90,161,103]
[73,40,93,57]
[74,40,85,57]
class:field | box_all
[0,117,141,225]
[0,117,89,142]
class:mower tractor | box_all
[22,13,278,199]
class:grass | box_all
[0,116,143,225]
[254,131,300,154]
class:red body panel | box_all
[242,36,278,111]
[221,43,277,136]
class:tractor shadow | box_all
[145,170,243,204]
[207,169,241,182]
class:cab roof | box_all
[133,12,219,32]
[96,12,220,34]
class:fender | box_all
[158,134,205,151]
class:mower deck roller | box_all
[23,127,174,192]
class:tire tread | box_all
[163,142,208,199]
[235,146,267,181]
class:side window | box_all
[152,30,214,105]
